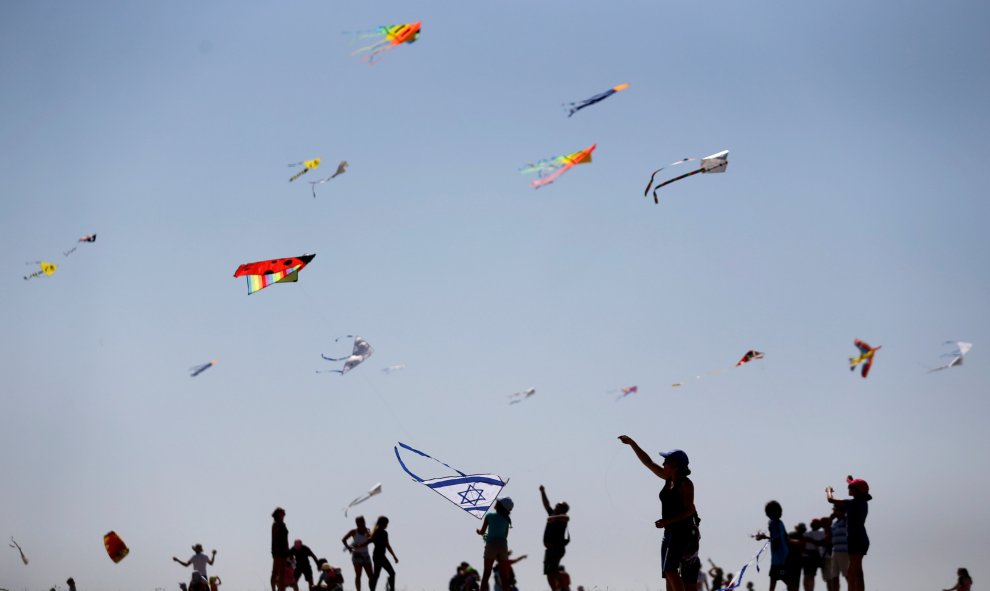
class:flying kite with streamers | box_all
[644,149,729,204]
[319,336,374,375]
[309,161,349,198]
[614,385,638,401]
[850,339,880,378]
[671,349,764,387]
[8,537,28,565]
[345,482,382,517]
[928,341,972,372]
[394,442,507,519]
[64,233,97,256]
[521,144,596,189]
[288,157,321,182]
[352,22,421,63]
[716,541,768,591]
[564,83,629,117]
[23,261,57,281]
[233,254,315,295]
[104,531,129,563]
[736,350,764,366]
[508,387,536,405]
[190,360,218,377]
[381,364,407,374]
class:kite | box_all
[615,385,638,401]
[928,341,973,372]
[644,149,729,204]
[564,83,629,117]
[8,537,28,565]
[190,360,218,377]
[352,22,421,63]
[233,254,315,295]
[381,364,407,374]
[288,158,321,182]
[508,387,536,405]
[319,335,374,375]
[104,531,129,563]
[521,144,596,189]
[849,339,881,378]
[23,261,57,280]
[716,541,768,591]
[736,350,765,367]
[64,233,97,256]
[394,442,507,519]
[308,161,349,198]
[345,482,383,517]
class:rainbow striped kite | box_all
[521,144,596,189]
[352,22,421,63]
[233,254,315,295]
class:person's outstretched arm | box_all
[208,550,216,565]
[618,435,669,479]
[173,557,190,567]
[539,485,553,515]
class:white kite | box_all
[345,482,383,517]
[319,335,374,375]
[928,341,973,372]
[309,160,349,198]
[508,387,536,405]
[644,149,729,204]
[9,537,28,565]
[394,442,507,519]
[381,364,407,374]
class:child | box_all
[826,476,871,591]
[476,497,514,591]
[755,501,789,591]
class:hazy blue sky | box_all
[2,1,989,590]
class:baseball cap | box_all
[659,449,689,466]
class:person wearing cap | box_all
[539,484,570,591]
[272,507,290,591]
[618,436,698,591]
[826,477,871,591]
[290,539,319,590]
[476,497,513,591]
[173,543,216,591]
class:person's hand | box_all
[476,528,483,535]
[654,518,666,529]
[172,556,180,562]
[394,558,399,563]
[212,549,217,555]
[618,435,634,445]
[539,485,545,492]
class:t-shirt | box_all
[768,519,789,566]
[290,544,317,573]
[371,529,389,559]
[485,512,510,543]
[804,530,826,557]
[189,552,210,576]
[831,517,848,553]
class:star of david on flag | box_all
[394,442,507,519]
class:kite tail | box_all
[64,247,77,257]
[289,168,309,182]
[530,167,566,189]
[395,442,468,479]
[351,38,389,56]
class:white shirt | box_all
[189,552,210,576]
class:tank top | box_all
[659,478,695,534]
[352,530,370,556]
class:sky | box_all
[2,1,989,590]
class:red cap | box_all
[846,475,869,494]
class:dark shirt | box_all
[371,529,389,559]
[272,522,289,558]
[845,497,869,548]
[290,544,318,573]
[659,477,695,535]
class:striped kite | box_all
[521,144,596,189]
[352,22,421,63]
[849,339,880,378]
[644,149,729,204]
[233,254,315,295]
[394,442,507,519]
[565,83,629,117]
[288,158,321,182]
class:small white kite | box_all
[319,335,374,375]
[345,482,382,517]
[928,341,973,372]
[381,364,406,374]
[9,536,28,565]
[508,387,536,405]
[309,161,349,198]
[644,149,729,204]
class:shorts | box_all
[680,555,702,582]
[768,565,789,582]
[352,552,372,567]
[484,540,509,564]
[543,546,566,575]
[660,534,688,578]
[848,540,869,556]
[295,567,314,583]
[829,552,849,577]
[802,554,822,576]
